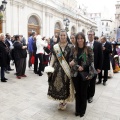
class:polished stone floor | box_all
[0,66,120,120]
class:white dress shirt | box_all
[87,40,94,49]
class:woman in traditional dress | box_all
[69,32,94,118]
[47,29,74,110]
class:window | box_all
[55,22,61,29]
[106,22,108,26]
[71,26,76,34]
[28,15,39,25]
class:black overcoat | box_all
[93,41,103,70]
[102,41,112,70]
[0,41,9,67]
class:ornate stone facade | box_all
[2,0,97,39]
[115,1,120,28]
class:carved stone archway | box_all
[28,15,40,37]
[71,26,76,35]
[54,22,61,37]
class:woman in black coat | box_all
[70,32,94,117]
[0,33,9,82]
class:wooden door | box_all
[28,25,40,37]
[0,20,2,33]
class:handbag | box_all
[43,54,47,64]
[78,71,89,81]
[44,47,51,54]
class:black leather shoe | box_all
[8,69,14,71]
[1,80,7,82]
[39,73,43,76]
[34,71,37,74]
[103,82,106,86]
[75,112,80,116]
[80,114,84,117]
[4,78,8,80]
[96,81,101,84]
[88,97,93,103]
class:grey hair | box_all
[0,33,4,37]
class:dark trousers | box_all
[98,70,108,83]
[1,67,5,79]
[16,58,26,76]
[7,58,11,70]
[34,54,38,73]
[6,52,12,70]
[37,54,43,74]
[28,52,32,68]
[72,76,89,115]
[87,75,97,99]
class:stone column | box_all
[2,12,6,34]
[45,12,50,38]
[42,7,46,36]
[49,13,54,37]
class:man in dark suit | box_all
[97,36,112,86]
[87,30,103,103]
[5,33,14,71]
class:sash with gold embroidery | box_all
[53,44,71,79]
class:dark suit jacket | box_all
[5,39,10,49]
[102,41,112,70]
[0,41,9,67]
[93,41,103,70]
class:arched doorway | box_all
[28,15,40,37]
[54,22,61,37]
[82,29,85,34]
[71,26,76,35]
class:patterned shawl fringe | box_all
[48,79,75,103]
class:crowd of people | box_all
[0,29,120,118]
